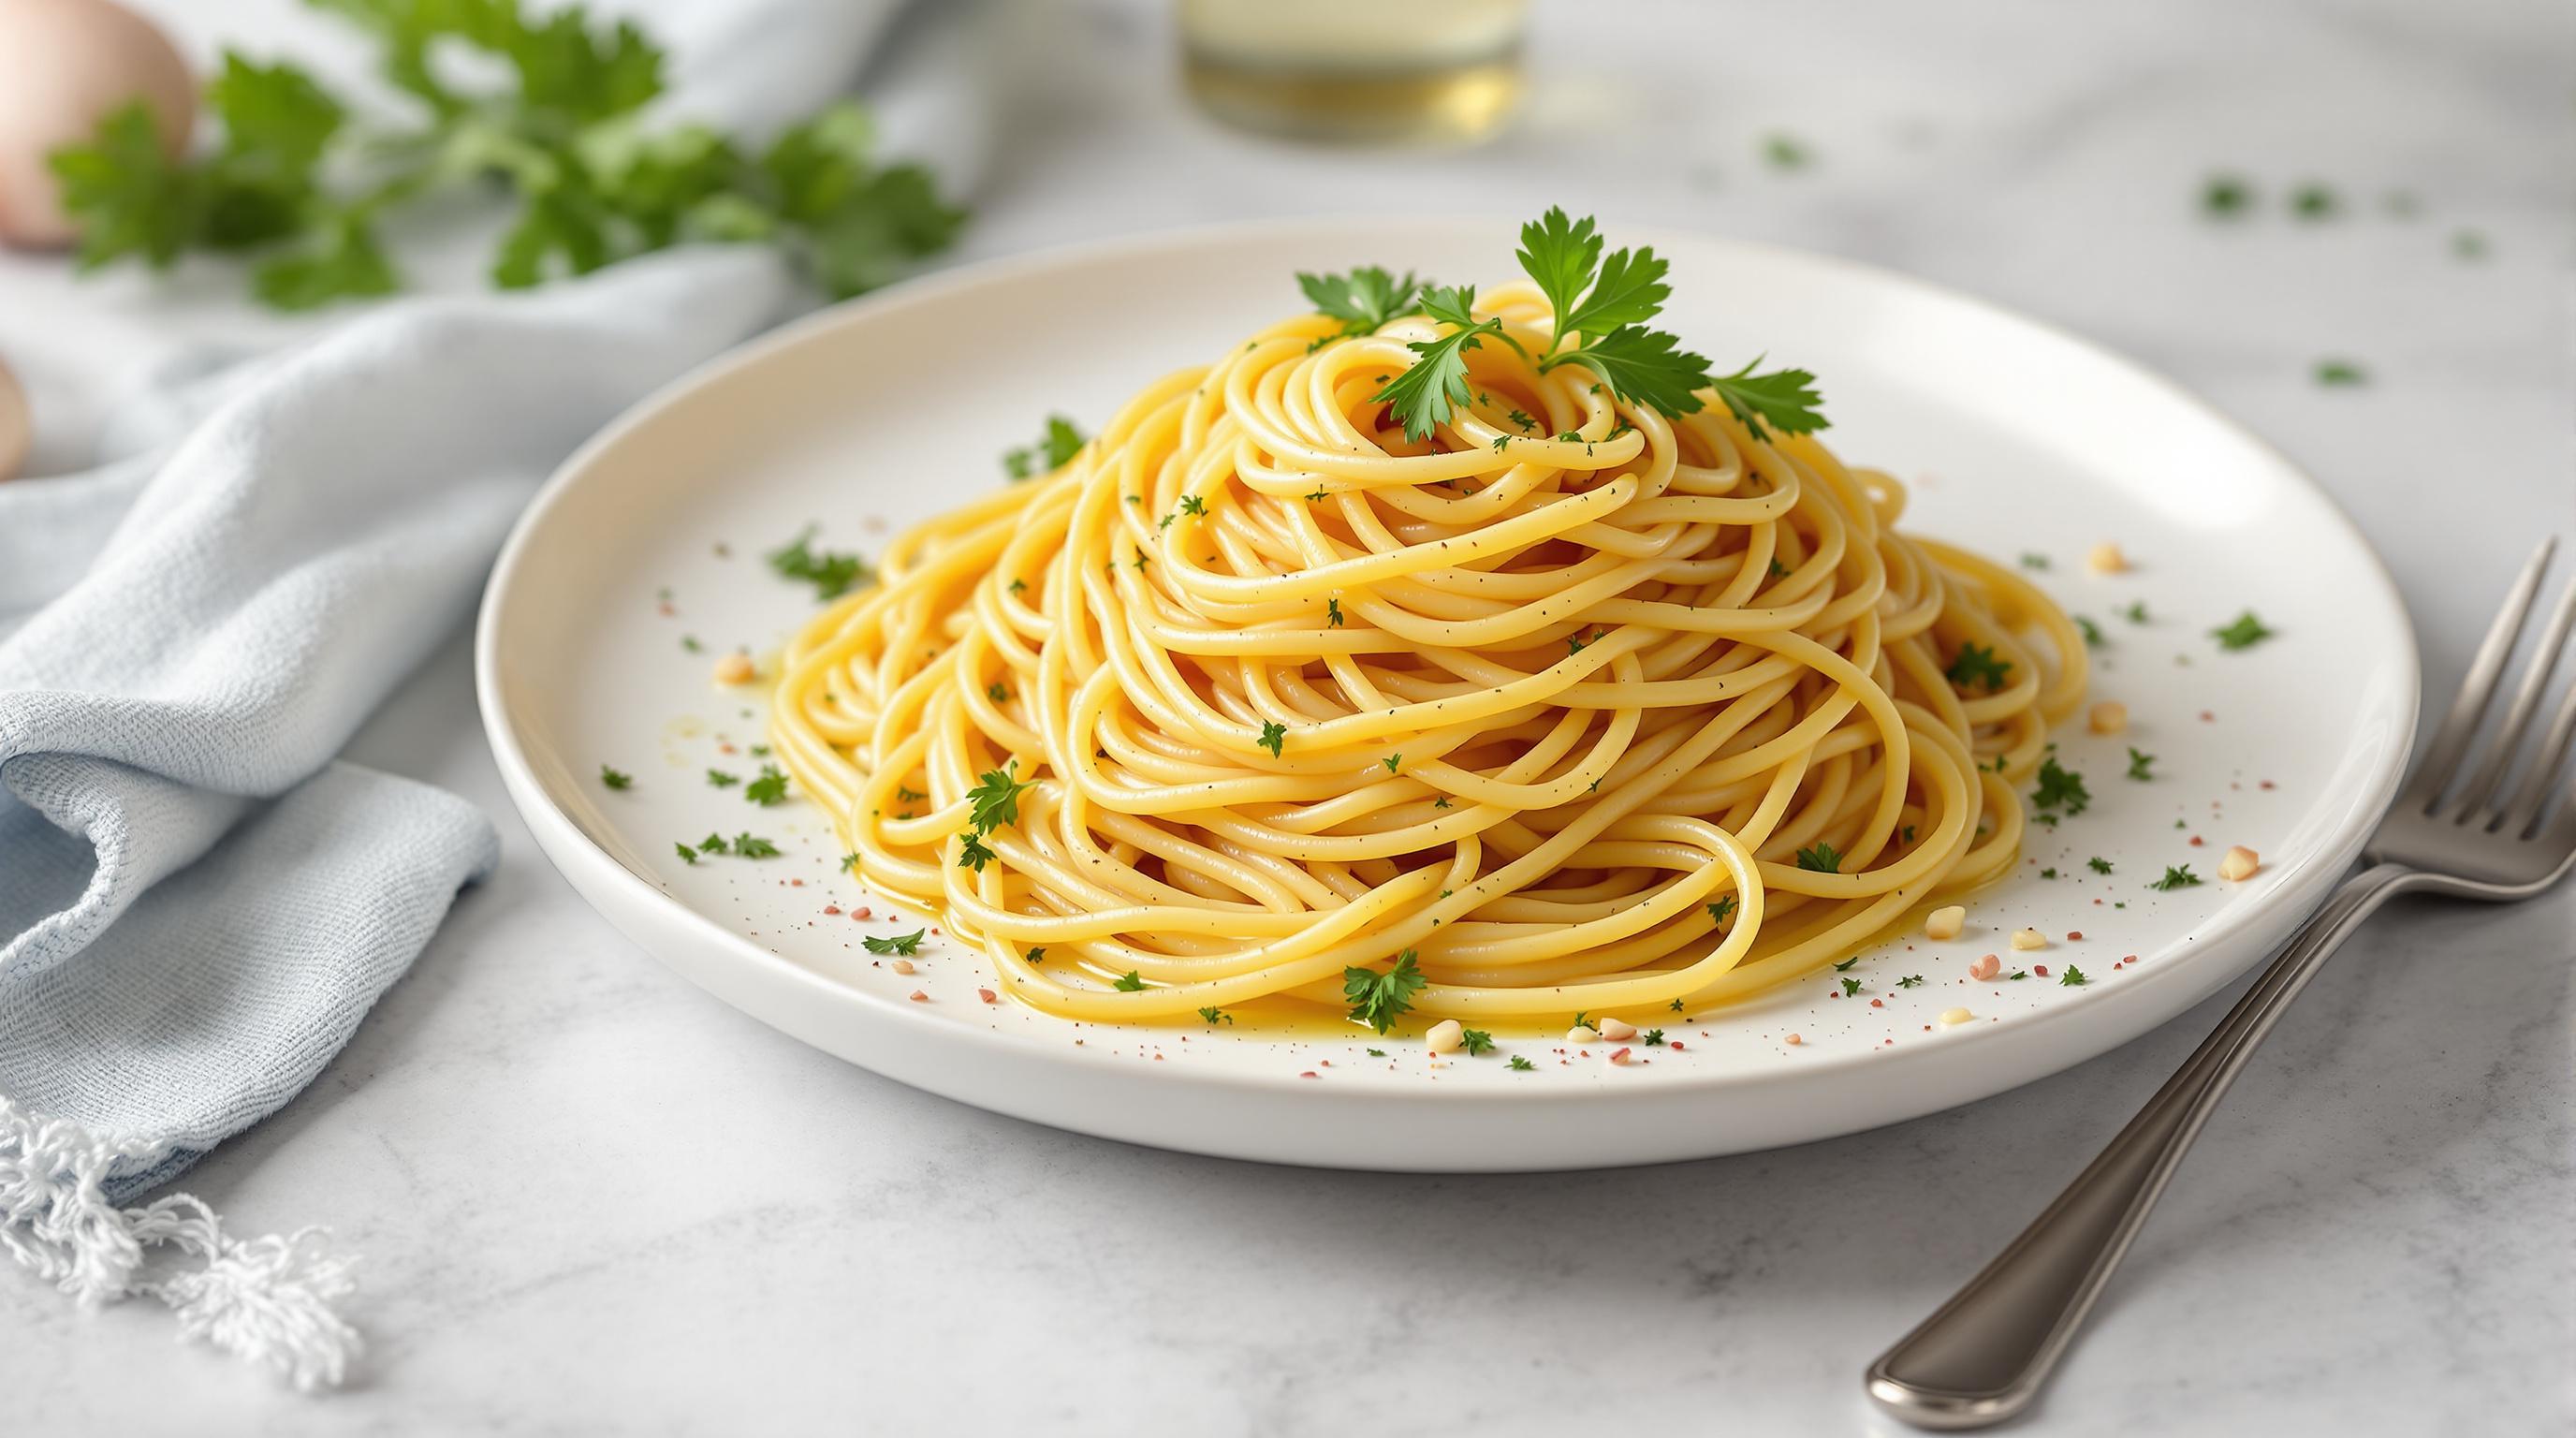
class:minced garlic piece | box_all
[1595,1017,1638,1041]
[2088,700,2128,735]
[1925,904,1967,940]
[1939,1006,1973,1026]
[1567,1024,1600,1043]
[713,652,756,685]
[1426,1019,1465,1053]
[2219,844,2261,881]
[2087,541,2129,575]
[2010,927,2046,951]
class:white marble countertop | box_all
[8,0,2571,1431]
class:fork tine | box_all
[2502,638,2576,836]
[2405,536,2557,814]
[2458,573,2576,824]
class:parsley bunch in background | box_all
[46,0,965,310]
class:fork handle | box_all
[1865,861,2422,1429]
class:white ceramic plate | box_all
[475,219,2416,1171]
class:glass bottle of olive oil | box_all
[1178,0,1530,145]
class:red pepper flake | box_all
[1608,1047,1635,1066]
[1299,1070,1320,1079]
[2124,954,2139,962]
[2189,835,2204,846]
[976,988,997,1005]
[718,741,738,755]
[2067,930,2084,941]
[657,602,675,617]
[2260,779,2276,790]
[2199,710,2215,723]
[823,904,842,916]
[2034,964,2051,977]
[790,878,805,887]
[1869,998,1884,1007]
[852,907,871,920]
[907,990,929,1002]
[1669,1041,1686,1051]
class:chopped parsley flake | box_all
[1002,415,1086,480]
[957,832,997,871]
[731,833,780,858]
[1897,975,1924,989]
[599,765,632,790]
[2088,857,2114,874]
[861,929,927,957]
[1112,970,1147,992]
[1839,976,1863,996]
[2059,966,2090,987]
[1327,597,1343,627]
[1198,1005,1234,1025]
[2127,747,2157,781]
[2201,174,2254,216]
[1257,721,1287,757]
[2031,757,2090,816]
[2210,610,2275,651]
[1508,1055,1536,1071]
[2314,360,2368,387]
[1708,896,1738,926]
[1833,957,1859,971]
[673,843,697,864]
[1642,1028,1667,1046]
[1460,1028,1496,1056]
[706,769,739,788]
[743,765,788,806]
[766,525,870,600]
[2076,615,2104,648]
[1945,642,2012,692]
[2151,864,2203,891]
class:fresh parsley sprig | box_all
[1343,951,1427,1034]
[1326,210,1827,444]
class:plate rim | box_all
[473,216,2420,1152]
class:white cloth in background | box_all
[0,0,992,1389]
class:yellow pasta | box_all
[772,275,2085,1027]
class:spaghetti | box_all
[772,264,2085,1030]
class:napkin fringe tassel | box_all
[0,1094,361,1391]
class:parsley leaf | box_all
[1112,970,1148,992]
[1508,1055,1536,1071]
[2210,610,2275,651]
[2059,966,2091,987]
[2088,857,2114,874]
[2151,865,2203,890]
[1642,1028,1667,1046]
[1707,895,1738,926]
[1198,1005,1234,1025]
[1897,975,1925,989]
[674,842,698,864]
[2127,747,2157,781]
[598,764,632,790]
[1460,1028,1496,1056]
[1703,357,1827,438]
[1342,951,1427,1034]
[1296,265,1424,338]
[1372,285,1508,442]
[957,832,997,872]
[731,832,780,858]
[1797,842,1843,873]
[706,769,739,788]
[1256,721,1287,758]
[965,760,1036,833]
[862,929,926,956]
[1558,326,1721,421]
[1840,976,1863,996]
[767,525,869,600]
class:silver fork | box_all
[1866,536,2576,1430]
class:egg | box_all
[0,354,28,482]
[0,0,195,249]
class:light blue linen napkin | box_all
[0,0,989,1390]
